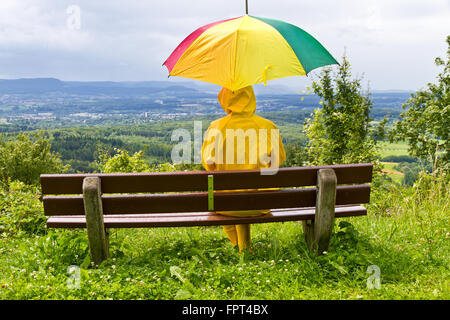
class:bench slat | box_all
[43,185,370,216]
[46,205,367,228]
[40,163,373,195]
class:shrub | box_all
[98,147,200,173]
[0,132,69,190]
[99,148,151,173]
[0,181,47,236]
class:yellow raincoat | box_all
[201,86,286,251]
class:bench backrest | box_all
[41,163,373,216]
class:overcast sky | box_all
[0,0,449,91]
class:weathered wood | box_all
[83,177,109,266]
[43,184,371,216]
[40,163,373,195]
[46,205,367,228]
[302,169,337,255]
[41,164,373,256]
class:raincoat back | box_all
[201,86,286,217]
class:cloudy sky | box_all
[0,0,449,91]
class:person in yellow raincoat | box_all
[201,85,286,253]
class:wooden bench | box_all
[40,163,373,265]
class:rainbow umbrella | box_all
[163,15,338,91]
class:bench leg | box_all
[302,168,337,255]
[83,177,109,266]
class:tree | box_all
[304,55,379,166]
[0,132,69,189]
[391,36,450,170]
[283,142,310,167]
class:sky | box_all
[0,0,449,91]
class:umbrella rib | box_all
[232,16,247,91]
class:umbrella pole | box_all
[245,0,248,15]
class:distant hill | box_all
[0,77,411,97]
[0,78,200,96]
[0,77,301,96]
[0,78,64,94]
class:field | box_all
[380,162,404,184]
[379,141,410,184]
[378,141,409,158]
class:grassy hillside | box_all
[0,172,448,300]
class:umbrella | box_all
[163,14,338,91]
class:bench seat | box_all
[46,205,367,228]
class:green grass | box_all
[0,173,448,300]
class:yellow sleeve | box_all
[201,126,217,171]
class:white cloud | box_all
[0,0,448,90]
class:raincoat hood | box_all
[218,86,256,116]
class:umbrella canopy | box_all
[163,15,338,91]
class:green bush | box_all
[0,132,69,189]
[0,181,47,236]
[99,148,151,173]
[98,147,200,173]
